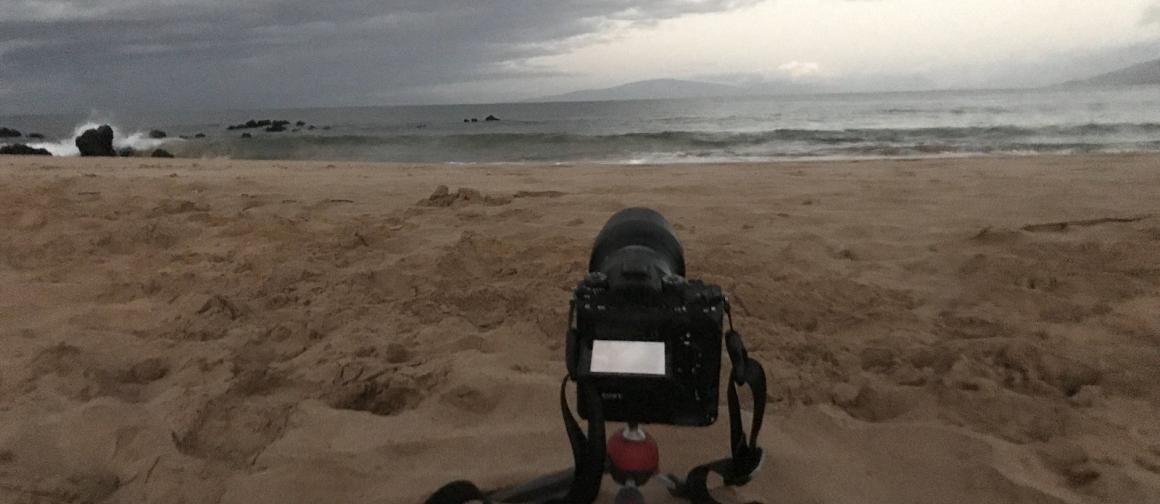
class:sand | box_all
[0,154,1158,504]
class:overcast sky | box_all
[2,0,1159,114]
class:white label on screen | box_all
[590,340,666,376]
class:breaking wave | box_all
[13,122,176,156]
[167,122,1160,163]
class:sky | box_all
[1,0,1159,114]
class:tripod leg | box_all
[488,469,574,503]
[614,486,645,504]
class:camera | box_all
[566,208,726,426]
[428,208,766,504]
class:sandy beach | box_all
[1,154,1158,504]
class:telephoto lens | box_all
[588,208,686,301]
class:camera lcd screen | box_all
[589,340,666,376]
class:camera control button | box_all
[584,272,608,288]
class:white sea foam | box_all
[23,121,174,156]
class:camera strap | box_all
[551,376,607,504]
[667,305,767,504]
[428,303,765,504]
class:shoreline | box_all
[8,150,1160,168]
[2,153,1159,503]
[4,150,1160,170]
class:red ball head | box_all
[607,428,659,486]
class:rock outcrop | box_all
[227,119,291,131]
[75,125,116,157]
[0,144,52,156]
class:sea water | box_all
[2,86,1159,163]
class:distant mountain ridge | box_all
[534,79,745,102]
[534,59,1160,103]
[532,78,822,102]
[1063,58,1160,87]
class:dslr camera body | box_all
[566,208,726,427]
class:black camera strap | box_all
[550,376,606,504]
[667,305,767,504]
[428,303,766,504]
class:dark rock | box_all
[227,120,260,130]
[27,133,44,139]
[148,129,167,139]
[75,125,116,157]
[240,133,252,139]
[296,121,306,127]
[307,125,316,130]
[117,147,137,157]
[484,115,500,121]
[152,149,175,158]
[470,118,478,123]
[0,144,51,156]
[265,123,286,132]
[228,119,290,130]
[0,127,21,138]
[194,133,206,138]
[464,119,470,123]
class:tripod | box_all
[607,423,658,504]
[428,310,766,504]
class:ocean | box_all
[3,86,1159,164]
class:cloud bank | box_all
[0,0,757,113]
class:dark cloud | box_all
[0,0,757,113]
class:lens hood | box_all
[588,208,686,278]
